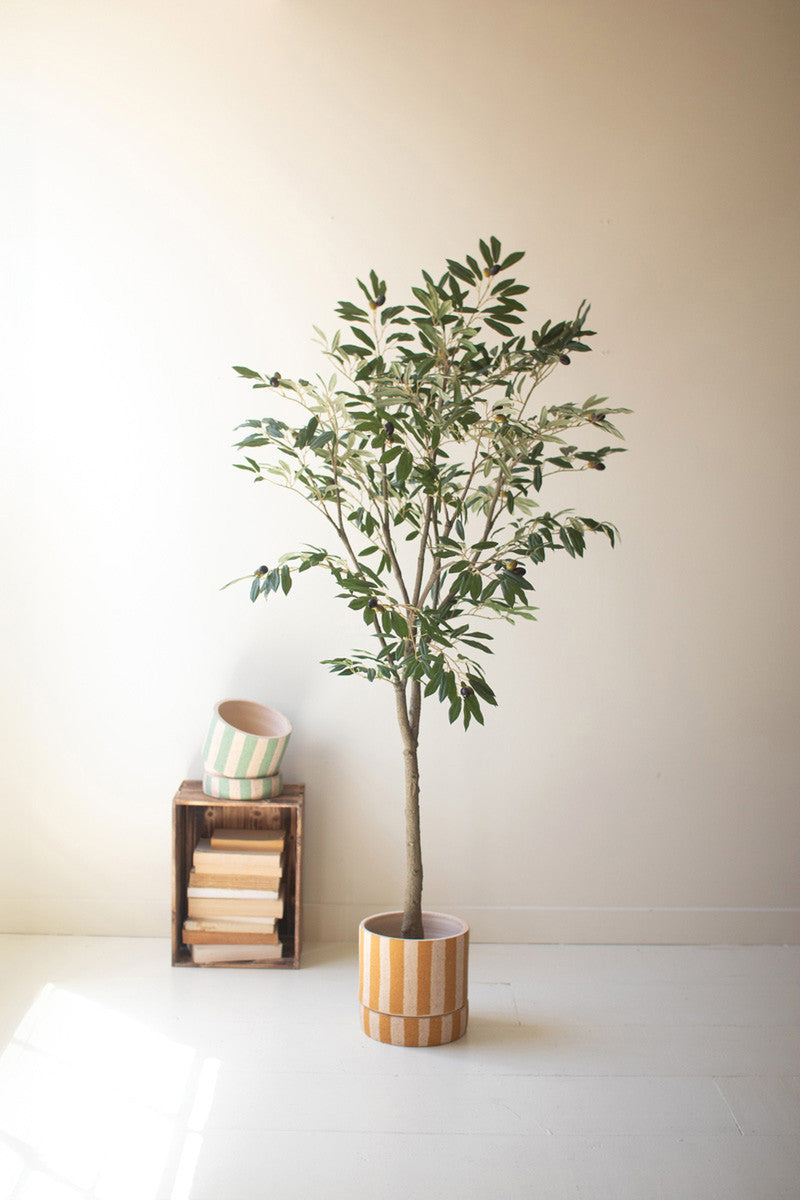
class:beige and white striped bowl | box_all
[358,911,469,1047]
[203,700,291,779]
[201,771,283,800]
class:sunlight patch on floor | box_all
[0,984,218,1200]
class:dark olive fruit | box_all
[460,685,474,698]
[487,264,501,276]
[384,421,395,439]
[375,293,385,306]
[367,597,379,609]
[592,461,606,471]
[559,354,571,365]
[513,566,526,576]
[270,373,281,386]
[256,565,268,576]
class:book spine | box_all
[190,945,283,963]
[210,833,285,852]
[183,926,279,946]
[187,887,279,900]
[190,872,282,890]
[193,852,283,873]
[188,897,284,919]
[184,917,277,931]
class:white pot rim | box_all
[216,699,292,739]
[360,910,468,941]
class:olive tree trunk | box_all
[395,682,424,939]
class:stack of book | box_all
[182,827,285,963]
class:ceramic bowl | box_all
[202,699,292,779]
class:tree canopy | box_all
[230,237,630,731]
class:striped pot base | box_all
[201,771,282,800]
[360,1002,468,1047]
[358,911,469,1047]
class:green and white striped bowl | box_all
[202,770,283,800]
[203,700,292,779]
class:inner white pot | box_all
[217,699,291,738]
[362,911,468,940]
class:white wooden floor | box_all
[0,937,798,1200]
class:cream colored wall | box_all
[2,0,798,942]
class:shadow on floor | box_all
[464,1013,576,1052]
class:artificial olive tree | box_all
[229,238,629,939]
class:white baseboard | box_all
[0,899,171,937]
[2,900,798,944]
[302,903,800,945]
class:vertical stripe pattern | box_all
[202,771,283,800]
[359,1003,468,1047]
[358,912,469,1047]
[202,702,291,779]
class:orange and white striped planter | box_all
[358,911,469,1046]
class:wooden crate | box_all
[172,780,304,968]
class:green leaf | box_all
[391,611,409,638]
[466,254,482,279]
[233,365,262,379]
[396,449,414,483]
[485,318,513,337]
[568,525,585,557]
[380,305,405,323]
[446,259,476,285]
[498,250,525,271]
[351,326,376,349]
